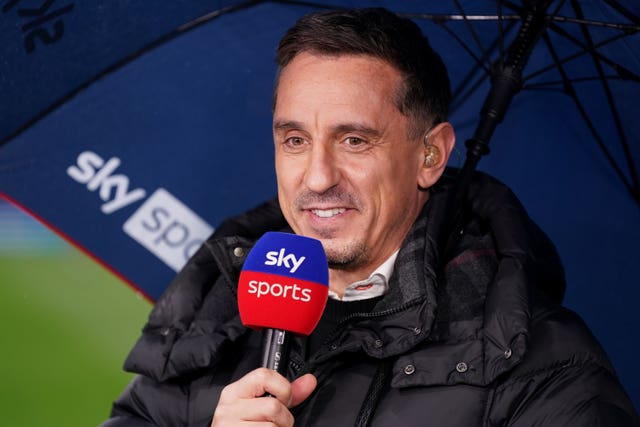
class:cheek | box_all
[276,178,295,211]
[275,156,298,188]
[376,163,421,207]
[275,157,305,215]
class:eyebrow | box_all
[273,120,382,139]
[273,120,304,132]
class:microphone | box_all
[238,231,329,375]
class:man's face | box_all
[273,52,429,277]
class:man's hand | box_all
[211,368,317,426]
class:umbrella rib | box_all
[543,0,639,31]
[450,20,520,113]
[524,30,640,82]
[449,26,521,113]
[549,15,639,31]
[549,0,571,20]
[1,0,18,13]
[178,0,266,30]
[603,0,640,26]
[432,21,490,75]
[502,0,523,14]
[409,13,522,22]
[571,0,639,194]
[543,24,640,82]
[452,0,491,67]
[521,0,640,31]
[542,32,639,204]
[524,75,627,88]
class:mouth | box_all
[310,208,346,218]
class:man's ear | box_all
[417,122,455,190]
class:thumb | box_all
[288,373,317,407]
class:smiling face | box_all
[273,53,435,290]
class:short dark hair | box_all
[275,7,452,139]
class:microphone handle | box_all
[261,328,292,376]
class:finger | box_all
[220,368,293,405]
[288,373,317,407]
[246,396,295,425]
[213,395,294,427]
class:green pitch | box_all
[0,249,151,426]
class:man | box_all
[102,8,639,427]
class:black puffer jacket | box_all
[101,172,639,426]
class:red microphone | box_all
[238,232,329,374]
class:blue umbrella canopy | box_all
[1,0,639,404]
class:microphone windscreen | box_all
[238,232,329,335]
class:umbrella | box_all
[1,0,639,404]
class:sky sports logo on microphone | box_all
[238,232,329,336]
[248,278,312,302]
[264,248,305,273]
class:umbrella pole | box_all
[444,0,553,255]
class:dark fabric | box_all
[307,296,382,356]
[101,171,639,427]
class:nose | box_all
[303,144,341,194]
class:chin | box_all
[321,238,367,268]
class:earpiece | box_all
[424,145,440,168]
[423,130,439,168]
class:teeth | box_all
[312,208,345,218]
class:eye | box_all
[342,136,369,151]
[281,136,308,152]
[286,136,305,146]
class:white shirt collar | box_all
[328,250,399,302]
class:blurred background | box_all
[0,199,150,426]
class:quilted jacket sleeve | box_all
[490,360,639,426]
[99,376,190,427]
[488,306,640,426]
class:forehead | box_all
[273,53,406,130]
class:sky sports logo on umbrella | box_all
[66,150,213,272]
